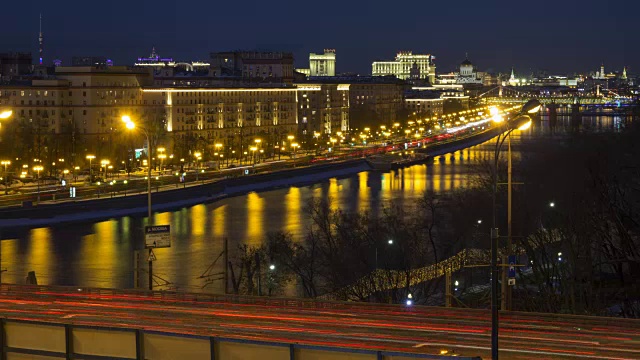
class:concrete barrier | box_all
[0,318,479,360]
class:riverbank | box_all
[0,126,500,227]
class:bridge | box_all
[477,86,636,105]
[0,285,638,359]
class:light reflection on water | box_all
[0,115,632,292]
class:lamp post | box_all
[86,155,95,183]
[33,165,43,203]
[254,139,262,164]
[122,115,154,290]
[194,152,201,181]
[1,160,10,191]
[250,147,257,167]
[291,143,299,167]
[101,160,110,180]
[489,99,540,360]
[214,143,223,170]
[287,135,294,160]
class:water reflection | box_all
[0,115,631,290]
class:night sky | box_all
[1,0,637,76]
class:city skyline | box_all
[0,0,637,75]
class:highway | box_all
[0,286,638,359]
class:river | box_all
[0,113,631,292]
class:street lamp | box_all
[122,115,154,290]
[101,160,110,180]
[33,165,43,203]
[214,143,223,169]
[291,143,299,166]
[194,152,202,180]
[250,147,257,166]
[0,110,12,120]
[489,99,540,360]
[1,160,10,190]
[86,155,95,182]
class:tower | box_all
[622,66,627,80]
[600,63,605,79]
[38,14,43,65]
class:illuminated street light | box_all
[86,155,96,183]
[122,115,155,290]
[489,99,541,359]
[33,165,44,203]
[0,110,12,119]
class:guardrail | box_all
[0,318,479,360]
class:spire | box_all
[150,46,158,59]
[622,66,627,80]
[510,67,515,79]
[38,13,43,65]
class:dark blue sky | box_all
[1,0,637,76]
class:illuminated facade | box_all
[143,88,299,147]
[349,81,404,129]
[404,95,444,118]
[456,57,483,85]
[372,51,436,83]
[309,49,336,77]
[134,47,210,72]
[297,84,349,136]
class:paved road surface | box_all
[0,286,638,359]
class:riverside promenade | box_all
[0,125,500,227]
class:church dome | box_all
[461,58,473,66]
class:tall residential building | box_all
[210,51,295,83]
[0,53,32,80]
[0,66,161,168]
[372,51,436,84]
[297,83,349,137]
[309,49,336,77]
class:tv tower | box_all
[39,13,43,65]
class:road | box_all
[0,285,638,359]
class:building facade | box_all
[210,51,295,83]
[372,51,436,84]
[0,53,32,81]
[297,83,349,138]
[72,56,112,67]
[456,58,483,85]
[309,49,336,77]
[0,66,163,171]
[349,81,404,130]
[404,91,444,119]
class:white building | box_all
[309,49,336,77]
[372,51,436,83]
[456,57,483,84]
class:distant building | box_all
[456,56,483,85]
[297,83,349,138]
[72,56,112,67]
[0,52,32,80]
[411,85,468,114]
[309,49,336,77]
[594,63,606,79]
[404,90,444,119]
[532,76,578,88]
[372,51,436,84]
[297,76,404,130]
[135,47,209,72]
[210,50,294,83]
